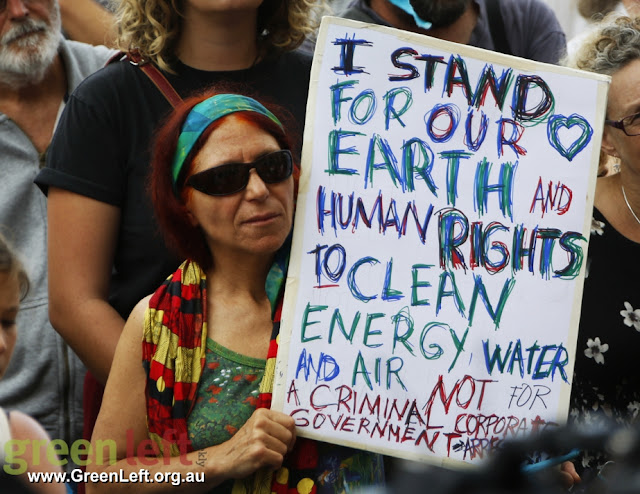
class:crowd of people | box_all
[0,0,639,493]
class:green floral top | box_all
[188,338,265,450]
[187,339,265,494]
[186,339,385,494]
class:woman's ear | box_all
[182,203,199,228]
[186,211,199,228]
[601,127,619,159]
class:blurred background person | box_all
[0,0,115,479]
[0,232,66,494]
[333,0,567,63]
[58,0,116,47]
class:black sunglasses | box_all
[185,150,293,196]
[605,111,640,136]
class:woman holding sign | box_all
[36,0,323,456]
[564,13,640,486]
[86,90,384,494]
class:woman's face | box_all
[602,58,640,170]
[185,115,294,261]
[0,271,19,379]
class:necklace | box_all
[622,185,640,226]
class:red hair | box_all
[149,88,300,270]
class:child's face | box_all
[0,271,19,379]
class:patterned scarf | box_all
[142,246,290,493]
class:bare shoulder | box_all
[8,410,50,442]
[107,294,153,365]
[7,411,68,493]
[130,295,152,321]
[123,295,152,337]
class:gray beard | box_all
[409,0,470,28]
[0,4,62,89]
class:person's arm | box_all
[58,0,116,47]
[522,0,568,64]
[47,187,124,384]
[8,411,67,494]
[86,298,297,494]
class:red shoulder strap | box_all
[109,51,183,108]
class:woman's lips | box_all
[243,212,280,225]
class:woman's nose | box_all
[244,168,269,200]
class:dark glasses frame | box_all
[605,111,640,136]
[185,149,293,196]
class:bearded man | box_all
[338,0,567,64]
[0,0,115,468]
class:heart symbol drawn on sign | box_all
[547,114,593,162]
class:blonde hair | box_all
[113,0,327,72]
[564,14,640,175]
[0,233,29,301]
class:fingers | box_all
[249,409,296,453]
[221,408,297,478]
[559,461,581,488]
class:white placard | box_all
[273,17,609,467]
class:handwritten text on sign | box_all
[274,18,608,466]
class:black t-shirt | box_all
[569,208,640,478]
[36,50,312,319]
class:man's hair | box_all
[113,0,327,72]
[149,87,299,269]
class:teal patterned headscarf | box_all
[171,94,284,191]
